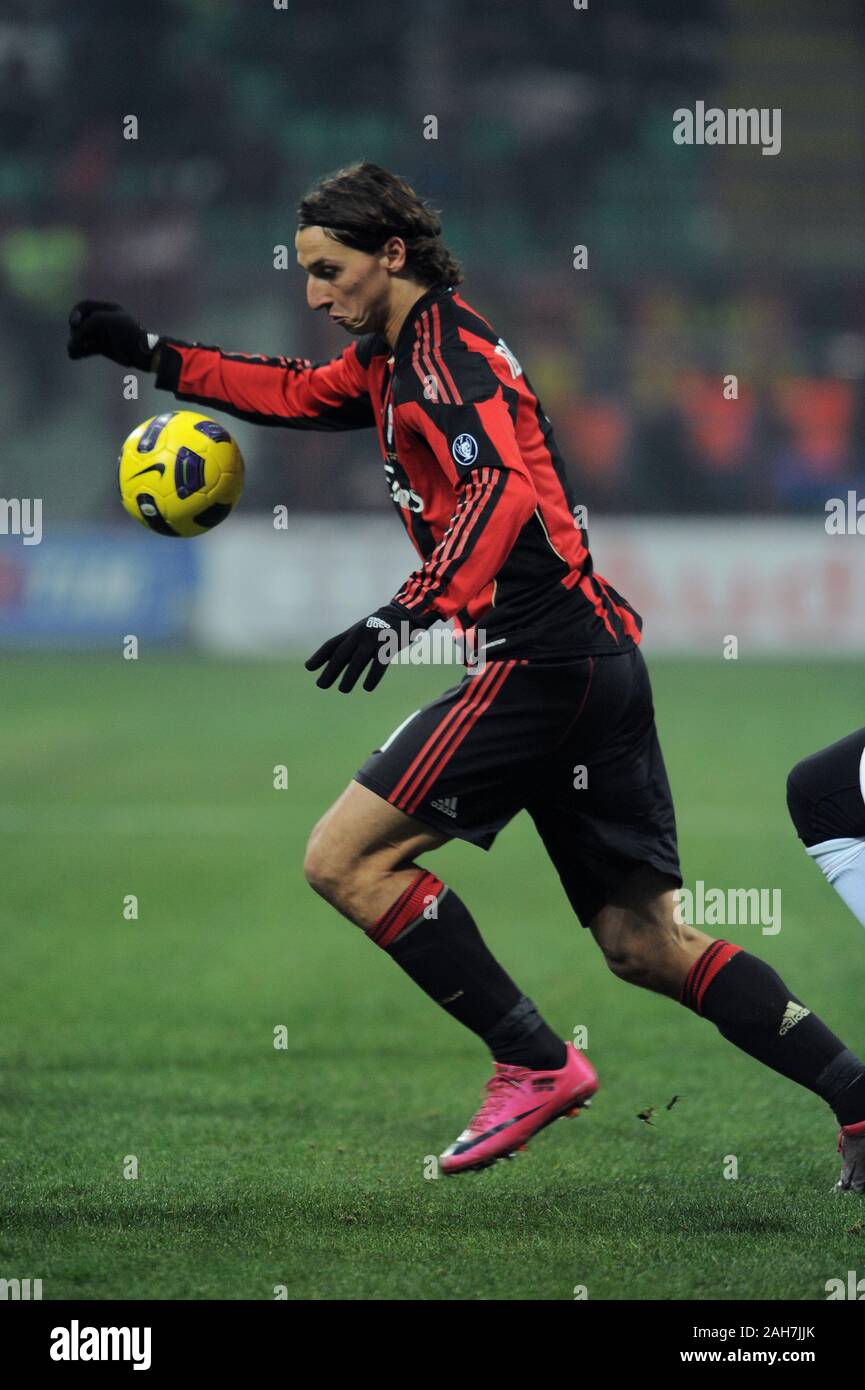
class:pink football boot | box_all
[440,1042,598,1175]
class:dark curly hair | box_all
[297,161,462,290]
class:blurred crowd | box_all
[1,0,863,519]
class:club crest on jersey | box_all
[452,433,479,466]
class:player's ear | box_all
[380,236,407,274]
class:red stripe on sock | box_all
[679,940,724,1008]
[369,869,444,949]
[681,941,742,1014]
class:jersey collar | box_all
[392,284,455,363]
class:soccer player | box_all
[788,730,865,932]
[69,161,865,1189]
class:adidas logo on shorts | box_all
[779,1001,810,1036]
[431,795,459,819]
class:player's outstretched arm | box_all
[67,299,376,432]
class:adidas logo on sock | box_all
[430,795,458,819]
[779,1000,811,1036]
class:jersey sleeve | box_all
[153,335,377,431]
[392,372,538,623]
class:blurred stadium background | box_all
[3,0,865,1301]
[1,0,864,654]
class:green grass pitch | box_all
[2,653,864,1300]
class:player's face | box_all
[295,226,395,336]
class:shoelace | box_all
[471,1066,529,1131]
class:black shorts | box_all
[354,644,682,927]
[787,727,865,845]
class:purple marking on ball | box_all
[137,411,177,453]
[174,446,206,497]
[194,420,232,443]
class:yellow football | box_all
[118,410,244,538]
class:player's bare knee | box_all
[303,821,353,905]
[600,938,655,988]
[304,820,394,924]
[303,842,337,903]
[594,899,696,990]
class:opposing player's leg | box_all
[787,728,865,932]
[785,728,865,1190]
[533,646,865,1192]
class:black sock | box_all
[681,942,865,1125]
[371,870,566,1070]
[480,994,568,1069]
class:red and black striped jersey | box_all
[154,286,641,660]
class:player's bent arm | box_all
[304,461,534,695]
[394,466,536,624]
[153,336,377,432]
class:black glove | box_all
[305,602,427,693]
[67,300,157,370]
